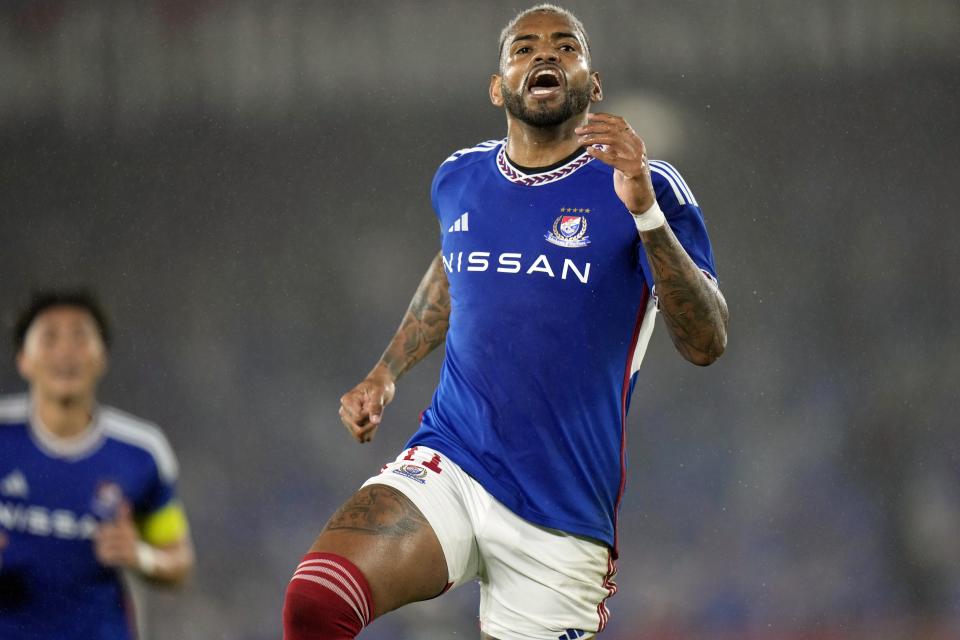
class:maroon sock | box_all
[282,552,374,639]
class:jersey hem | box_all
[408,435,615,548]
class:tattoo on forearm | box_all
[379,253,450,380]
[642,226,729,364]
[325,485,427,537]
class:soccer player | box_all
[0,290,195,639]
[283,4,728,638]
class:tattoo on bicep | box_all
[324,485,428,537]
[381,254,450,378]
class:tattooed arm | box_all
[577,112,728,366]
[338,253,450,443]
[640,225,728,366]
[375,252,451,381]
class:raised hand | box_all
[576,112,657,214]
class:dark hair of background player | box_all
[13,289,112,350]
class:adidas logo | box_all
[0,469,29,499]
[447,212,469,233]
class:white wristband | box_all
[632,200,666,233]
[136,542,158,576]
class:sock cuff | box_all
[290,552,374,626]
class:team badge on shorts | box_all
[393,464,429,484]
[546,212,590,248]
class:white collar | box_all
[29,407,106,461]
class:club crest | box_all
[91,481,123,520]
[546,210,590,248]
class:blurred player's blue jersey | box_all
[407,140,717,549]
[0,394,180,640]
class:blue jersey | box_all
[0,395,180,640]
[407,140,717,549]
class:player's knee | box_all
[282,552,374,640]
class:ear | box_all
[489,74,505,108]
[590,71,603,104]
[15,350,31,382]
[95,352,109,378]
[92,344,109,380]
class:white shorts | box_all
[362,446,616,639]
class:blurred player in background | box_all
[284,4,728,638]
[0,290,194,639]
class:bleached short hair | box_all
[497,4,592,70]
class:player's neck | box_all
[504,113,587,168]
[31,391,96,439]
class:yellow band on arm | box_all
[137,501,190,547]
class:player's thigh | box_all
[311,446,481,617]
[478,500,611,639]
[310,483,447,617]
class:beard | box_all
[500,81,592,128]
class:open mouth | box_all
[50,364,82,381]
[526,67,563,96]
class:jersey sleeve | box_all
[430,162,445,222]
[131,429,190,546]
[431,140,503,223]
[649,160,718,281]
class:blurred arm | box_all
[95,501,194,586]
[137,536,194,586]
[137,500,194,585]
[640,225,728,366]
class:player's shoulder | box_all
[0,393,29,426]
[99,405,179,483]
[436,138,503,175]
[647,158,699,208]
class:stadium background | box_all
[1,0,958,638]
